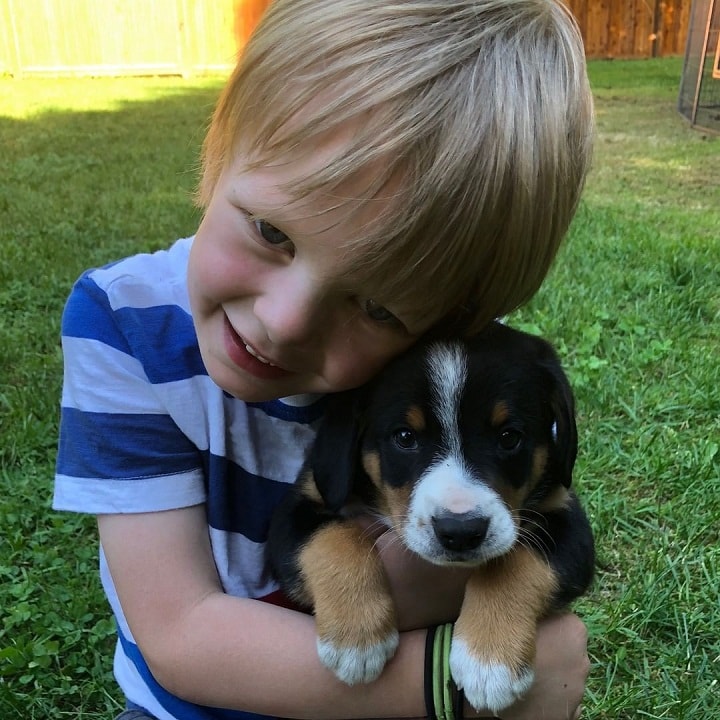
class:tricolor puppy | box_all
[267,322,595,713]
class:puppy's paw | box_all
[450,637,534,713]
[317,630,399,684]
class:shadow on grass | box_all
[1,81,221,718]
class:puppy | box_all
[267,322,594,713]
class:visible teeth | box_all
[244,343,274,366]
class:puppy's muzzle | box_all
[431,512,490,553]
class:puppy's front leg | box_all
[300,521,399,685]
[450,546,557,713]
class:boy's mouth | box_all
[222,315,292,380]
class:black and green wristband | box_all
[424,623,464,720]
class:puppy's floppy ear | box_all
[309,389,365,512]
[540,348,578,488]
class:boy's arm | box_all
[98,506,587,719]
[99,505,431,718]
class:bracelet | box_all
[424,623,464,720]
[424,625,437,720]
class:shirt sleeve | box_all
[53,271,206,514]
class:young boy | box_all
[54,1,594,719]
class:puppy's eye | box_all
[498,428,523,453]
[392,428,418,451]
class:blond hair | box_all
[199,0,594,335]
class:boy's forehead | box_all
[229,127,403,234]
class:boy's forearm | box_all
[100,509,440,718]
[148,593,432,718]
[151,594,500,719]
[100,509,428,718]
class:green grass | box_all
[1,58,719,719]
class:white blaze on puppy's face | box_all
[427,342,467,458]
[400,343,517,565]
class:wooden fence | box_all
[565,0,690,58]
[0,0,690,78]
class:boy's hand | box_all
[355,518,471,630]
[497,613,589,720]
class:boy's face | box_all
[188,138,427,402]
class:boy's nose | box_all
[254,277,325,346]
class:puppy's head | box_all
[312,323,577,566]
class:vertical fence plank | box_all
[660,0,689,55]
[608,0,631,57]
[0,0,22,76]
[586,0,611,57]
[620,0,639,56]
[634,0,656,58]
[659,0,674,55]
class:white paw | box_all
[450,637,534,713]
[317,631,399,684]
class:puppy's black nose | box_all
[431,513,489,552]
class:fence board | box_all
[586,0,611,56]
[0,0,691,78]
[607,0,630,56]
[181,0,240,72]
[659,0,692,55]
[633,1,655,58]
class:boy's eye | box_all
[254,219,290,246]
[363,299,400,325]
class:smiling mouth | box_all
[243,340,276,366]
[222,314,293,380]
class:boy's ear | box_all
[310,389,365,512]
[542,353,578,489]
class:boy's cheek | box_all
[322,349,405,393]
[336,330,420,382]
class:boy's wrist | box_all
[424,623,464,720]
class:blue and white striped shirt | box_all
[54,237,325,720]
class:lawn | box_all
[1,58,719,719]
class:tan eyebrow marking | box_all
[405,405,426,432]
[491,400,510,427]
